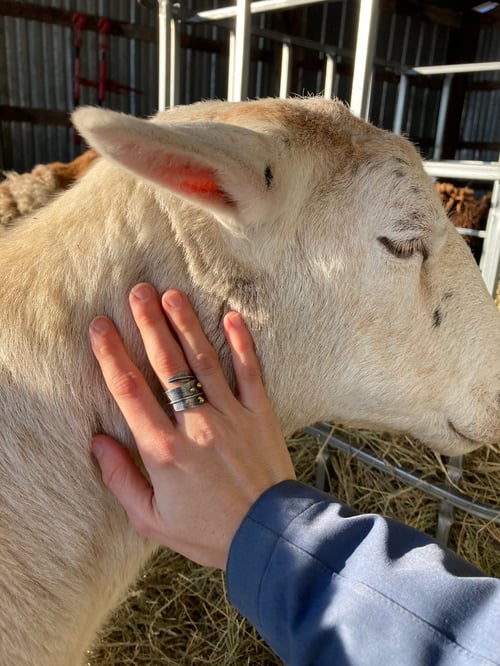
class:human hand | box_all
[89,284,296,570]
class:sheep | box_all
[0,149,98,228]
[435,181,491,261]
[1,97,499,665]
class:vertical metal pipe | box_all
[436,456,463,547]
[157,0,171,111]
[393,72,408,134]
[230,0,251,102]
[433,73,453,160]
[350,0,379,119]
[279,41,291,99]
[316,1,329,95]
[480,174,500,295]
[227,29,236,101]
[170,12,180,107]
[324,53,336,99]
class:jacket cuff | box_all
[225,479,335,630]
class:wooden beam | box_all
[0,0,157,42]
[0,106,71,126]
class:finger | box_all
[129,284,189,389]
[161,290,235,409]
[223,311,269,412]
[92,435,156,538]
[89,316,176,466]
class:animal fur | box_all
[0,149,98,228]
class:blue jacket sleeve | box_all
[226,480,500,666]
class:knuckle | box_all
[192,418,218,449]
[109,370,142,400]
[191,350,219,377]
[151,348,180,379]
[241,358,262,382]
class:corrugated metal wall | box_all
[0,1,158,170]
[0,1,499,172]
[460,25,500,162]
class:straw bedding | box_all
[87,430,499,665]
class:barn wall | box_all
[1,1,499,172]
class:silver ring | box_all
[165,372,207,412]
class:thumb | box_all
[92,435,154,535]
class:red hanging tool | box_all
[71,14,143,115]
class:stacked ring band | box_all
[165,372,207,412]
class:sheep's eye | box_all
[378,236,428,261]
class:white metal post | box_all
[169,11,180,107]
[350,0,379,119]
[158,0,179,110]
[157,0,171,111]
[279,41,292,98]
[323,53,336,99]
[480,177,500,295]
[393,72,408,134]
[227,29,236,102]
[228,0,251,101]
[433,73,453,160]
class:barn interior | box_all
[1,1,499,664]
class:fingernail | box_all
[164,290,183,309]
[90,317,109,334]
[227,312,243,328]
[131,284,151,302]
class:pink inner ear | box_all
[170,163,234,204]
[150,151,235,206]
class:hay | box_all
[319,426,500,578]
[88,430,499,665]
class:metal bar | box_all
[324,53,336,99]
[229,0,251,102]
[192,0,330,22]
[409,61,500,76]
[350,0,379,119]
[170,10,180,107]
[305,424,500,524]
[433,73,453,160]
[436,455,463,547]
[423,160,500,180]
[157,0,170,111]
[227,29,236,101]
[457,228,487,239]
[393,73,408,134]
[253,27,352,59]
[279,41,291,99]
[480,177,500,295]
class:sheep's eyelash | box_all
[378,236,429,261]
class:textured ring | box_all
[165,372,207,412]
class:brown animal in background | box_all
[436,181,490,256]
[0,149,98,228]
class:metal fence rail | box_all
[305,423,500,546]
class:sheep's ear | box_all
[72,107,276,227]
